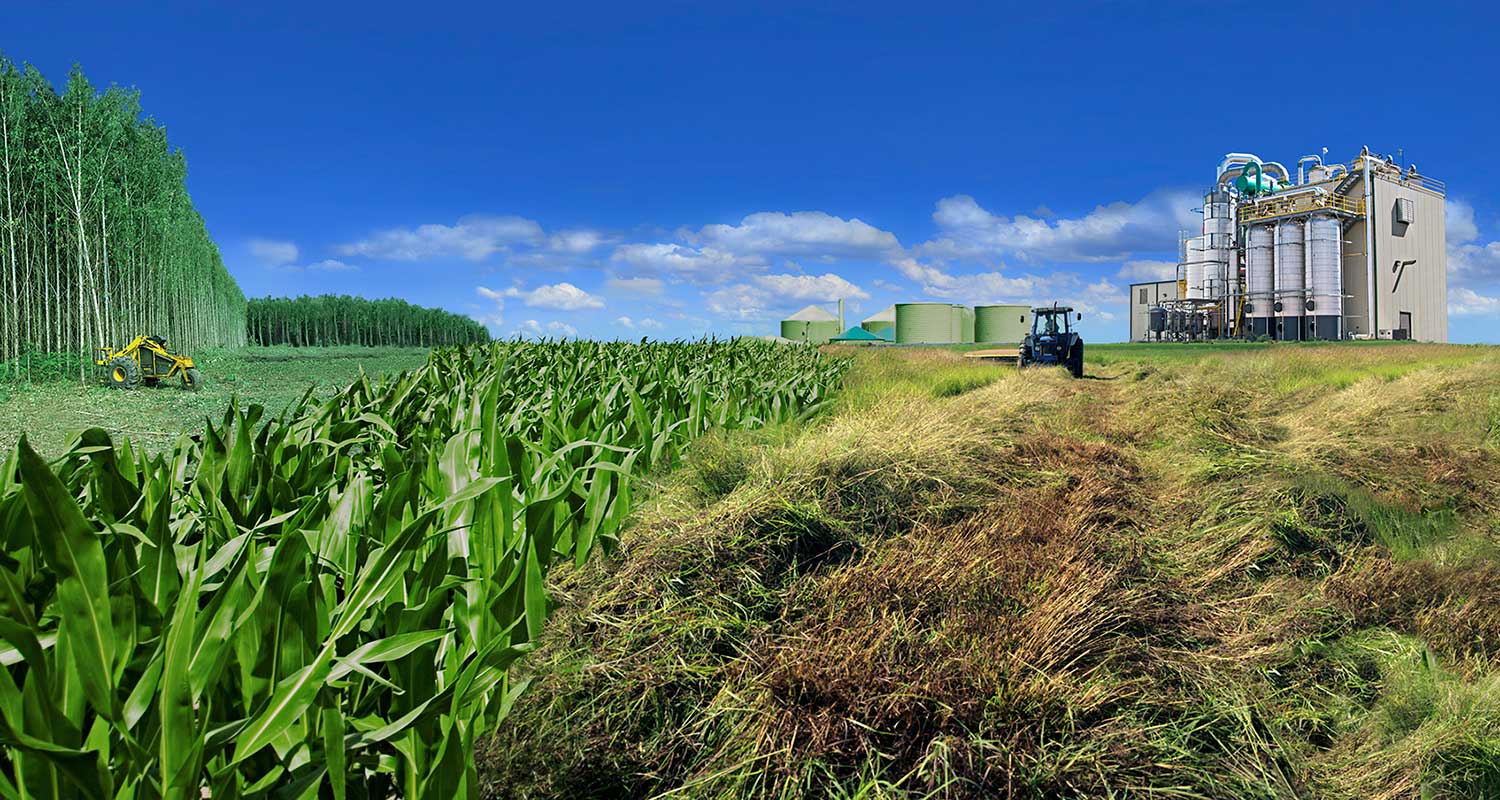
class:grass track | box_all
[482,341,1500,799]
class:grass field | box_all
[479,340,1500,799]
[0,346,429,457]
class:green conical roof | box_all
[829,326,887,342]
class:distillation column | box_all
[1202,189,1234,335]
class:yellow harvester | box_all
[95,335,204,391]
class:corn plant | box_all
[0,339,844,798]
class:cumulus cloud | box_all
[338,215,544,261]
[610,243,757,282]
[548,229,612,253]
[515,319,578,339]
[918,190,1199,264]
[472,286,507,327]
[249,238,299,267]
[752,272,869,301]
[1448,199,1500,287]
[1117,259,1179,281]
[306,259,357,271]
[509,282,604,311]
[687,211,902,258]
[606,276,666,295]
[615,316,665,330]
[1449,287,1500,316]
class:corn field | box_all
[0,339,844,798]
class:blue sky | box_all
[11,1,1500,342]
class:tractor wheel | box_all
[1067,347,1084,379]
[107,356,141,389]
[183,368,204,392]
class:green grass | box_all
[0,345,430,458]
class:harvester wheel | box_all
[183,368,204,391]
[107,356,141,389]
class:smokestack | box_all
[838,298,845,331]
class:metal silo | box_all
[895,303,954,343]
[1274,219,1305,340]
[781,305,841,343]
[1185,236,1206,300]
[1306,215,1342,340]
[861,305,896,338]
[1247,224,1275,338]
[950,305,974,342]
[975,304,1030,343]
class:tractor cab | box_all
[1019,304,1085,378]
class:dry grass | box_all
[480,342,1500,799]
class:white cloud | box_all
[1448,199,1500,287]
[338,215,544,261]
[513,282,604,311]
[752,272,869,301]
[918,190,1199,264]
[1117,259,1178,281]
[514,319,578,339]
[548,229,612,253]
[249,238,299,267]
[606,276,666,295]
[472,286,507,327]
[307,259,357,272]
[687,211,902,258]
[615,316,664,331]
[1449,287,1500,316]
[610,243,757,282]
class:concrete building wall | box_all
[1128,280,1180,341]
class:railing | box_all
[1238,192,1366,224]
[1347,158,1446,196]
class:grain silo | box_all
[861,305,896,338]
[959,306,975,342]
[895,303,953,343]
[780,305,841,343]
[975,304,1031,343]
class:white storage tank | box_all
[1274,220,1305,340]
[1246,224,1275,338]
[1185,237,1205,300]
[1306,214,1343,340]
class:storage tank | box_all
[957,306,975,342]
[895,303,954,343]
[1306,215,1343,340]
[780,305,841,344]
[1274,220,1305,341]
[860,305,896,338]
[1203,190,1234,301]
[975,304,1031,343]
[1246,224,1275,338]
[1185,237,1205,300]
[1147,306,1166,337]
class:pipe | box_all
[1297,155,1323,184]
[1362,153,1377,337]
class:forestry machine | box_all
[96,335,204,391]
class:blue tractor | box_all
[1019,304,1084,378]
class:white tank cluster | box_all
[1153,150,1357,341]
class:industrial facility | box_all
[777,302,1031,345]
[1130,148,1447,342]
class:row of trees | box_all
[246,294,490,347]
[0,57,247,379]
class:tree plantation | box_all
[246,294,490,348]
[0,58,246,379]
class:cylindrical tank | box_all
[1306,214,1343,340]
[861,320,894,337]
[1274,219,1305,340]
[975,304,1031,343]
[895,303,955,344]
[961,306,975,342]
[782,319,840,343]
[1147,306,1166,335]
[1185,237,1205,300]
[1247,224,1275,338]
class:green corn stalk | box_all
[0,338,844,798]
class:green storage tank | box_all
[781,305,841,343]
[975,304,1031,343]
[960,306,975,343]
[861,304,896,337]
[895,302,954,344]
